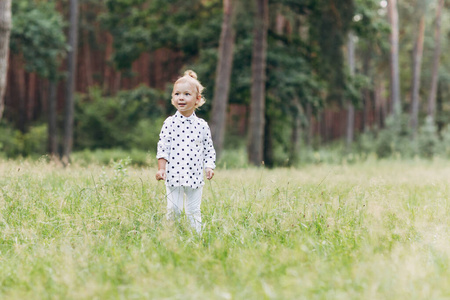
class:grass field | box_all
[0,158,449,299]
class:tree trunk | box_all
[83,30,94,89]
[48,80,58,155]
[103,32,113,93]
[289,98,301,165]
[263,112,274,167]
[247,0,268,166]
[362,44,372,132]
[410,15,425,135]
[346,32,355,152]
[0,0,12,121]
[16,58,26,131]
[63,0,79,164]
[374,76,386,129]
[436,79,443,132]
[379,79,387,128]
[427,0,444,121]
[210,0,236,160]
[27,72,36,122]
[388,0,401,115]
[306,103,313,147]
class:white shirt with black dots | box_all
[157,111,216,189]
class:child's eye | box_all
[175,93,179,96]
[185,93,190,96]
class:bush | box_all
[358,114,415,159]
[0,125,22,157]
[0,123,47,158]
[23,124,48,156]
[436,124,450,158]
[417,116,439,158]
[74,86,167,151]
[128,118,165,151]
[375,115,414,158]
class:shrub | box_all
[0,123,47,158]
[436,124,450,158]
[128,118,165,152]
[417,116,439,158]
[74,86,166,151]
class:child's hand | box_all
[205,168,214,180]
[155,169,166,181]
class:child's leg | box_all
[166,186,184,221]
[185,187,203,233]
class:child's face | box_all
[172,82,200,117]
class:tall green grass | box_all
[0,159,449,299]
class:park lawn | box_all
[0,159,449,299]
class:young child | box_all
[155,70,216,233]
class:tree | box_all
[0,0,12,121]
[210,0,236,160]
[410,13,425,135]
[346,32,355,151]
[427,0,444,121]
[388,0,401,115]
[352,0,391,131]
[10,1,66,153]
[63,0,79,163]
[309,0,354,104]
[101,0,222,70]
[248,0,268,166]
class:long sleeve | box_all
[156,117,172,161]
[203,124,216,170]
[161,112,214,188]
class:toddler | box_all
[156,70,216,233]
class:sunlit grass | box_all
[0,158,449,299]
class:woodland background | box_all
[0,0,449,167]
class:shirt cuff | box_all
[204,163,215,170]
[156,153,169,161]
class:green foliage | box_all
[0,123,47,158]
[437,124,450,158]
[345,72,372,107]
[10,0,67,80]
[372,115,414,158]
[352,0,390,46]
[74,86,166,151]
[308,0,355,103]
[100,0,222,69]
[417,116,440,158]
[356,114,450,160]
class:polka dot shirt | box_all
[157,111,216,189]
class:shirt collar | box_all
[175,111,196,124]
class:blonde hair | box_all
[172,70,206,108]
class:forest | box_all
[0,0,449,166]
[2,2,450,298]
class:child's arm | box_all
[156,117,172,181]
[155,158,167,181]
[203,123,216,180]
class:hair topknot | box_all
[184,70,198,80]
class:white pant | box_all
[166,186,203,233]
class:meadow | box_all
[0,158,449,299]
